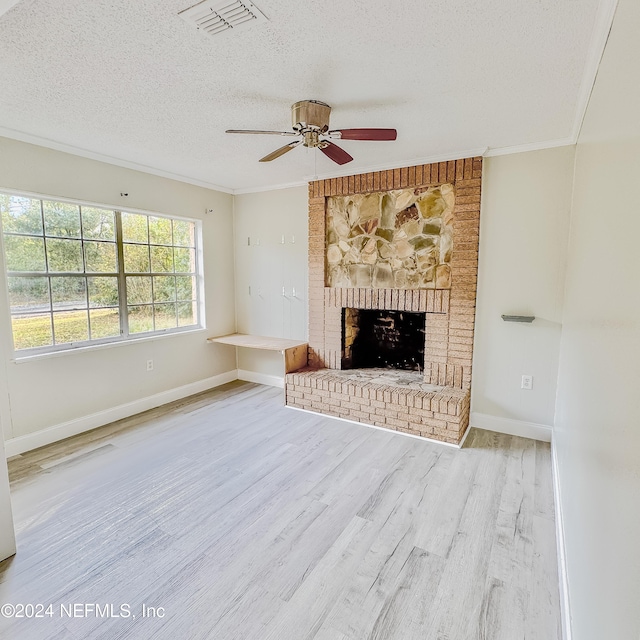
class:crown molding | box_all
[233,147,489,194]
[0,0,619,197]
[0,127,234,194]
[233,138,576,193]
[484,137,576,157]
[233,179,308,195]
[302,147,490,184]
[570,0,619,142]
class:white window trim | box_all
[0,188,206,358]
[11,327,209,364]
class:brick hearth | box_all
[286,368,470,445]
[286,158,482,445]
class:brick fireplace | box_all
[285,158,482,445]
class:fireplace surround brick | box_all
[286,157,482,445]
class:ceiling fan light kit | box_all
[226,100,397,165]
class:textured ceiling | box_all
[0,0,606,191]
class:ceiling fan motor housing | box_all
[291,100,331,133]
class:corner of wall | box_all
[551,438,573,640]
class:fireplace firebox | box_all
[342,308,426,372]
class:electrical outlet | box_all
[521,375,533,390]
[147,359,154,372]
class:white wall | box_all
[0,432,15,561]
[0,335,15,560]
[473,147,574,431]
[233,187,308,380]
[554,0,640,638]
[0,137,237,443]
[233,155,574,432]
[0,438,16,560]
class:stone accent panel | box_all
[297,157,482,445]
[326,185,454,289]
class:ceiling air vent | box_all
[179,0,267,37]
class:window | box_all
[0,192,202,354]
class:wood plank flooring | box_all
[0,382,561,639]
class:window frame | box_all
[0,188,205,357]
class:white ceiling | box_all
[0,0,614,192]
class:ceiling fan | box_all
[226,100,397,165]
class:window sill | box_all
[11,327,208,364]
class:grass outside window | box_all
[1,192,202,354]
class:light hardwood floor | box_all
[0,382,561,639]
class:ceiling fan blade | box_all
[226,129,298,136]
[259,140,301,162]
[329,128,397,141]
[320,142,353,165]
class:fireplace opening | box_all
[342,308,426,372]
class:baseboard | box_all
[5,370,238,457]
[237,369,284,388]
[470,412,552,442]
[551,439,573,640]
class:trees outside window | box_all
[0,193,201,354]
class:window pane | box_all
[53,310,89,344]
[84,241,117,273]
[174,248,195,273]
[128,305,153,334]
[4,196,200,351]
[124,243,150,273]
[7,277,50,313]
[81,207,115,241]
[1,195,43,235]
[51,277,86,311]
[4,235,46,272]
[150,245,173,273]
[154,303,177,330]
[153,276,176,302]
[88,276,119,308]
[149,216,172,245]
[126,276,152,304]
[177,301,197,327]
[122,213,148,243]
[173,220,194,247]
[43,201,81,238]
[176,276,196,301]
[90,308,120,339]
[46,238,83,272]
[12,313,53,350]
